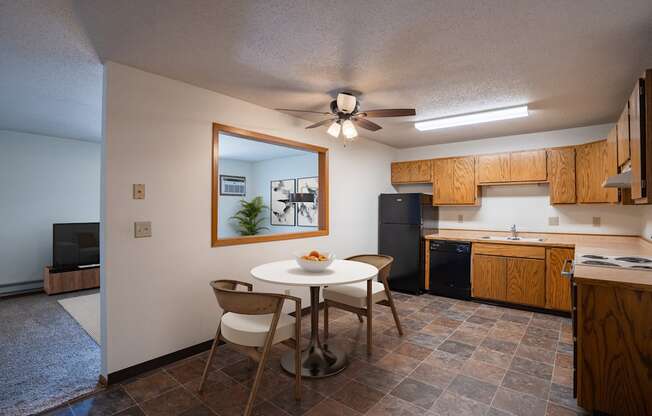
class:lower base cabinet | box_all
[506,257,545,307]
[472,254,507,301]
[471,243,573,311]
[546,248,574,311]
[577,281,652,415]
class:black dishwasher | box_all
[428,240,471,300]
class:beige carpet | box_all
[58,293,100,344]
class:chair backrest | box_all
[210,280,283,315]
[345,254,394,284]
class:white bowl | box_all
[294,251,334,273]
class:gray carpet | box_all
[0,290,101,416]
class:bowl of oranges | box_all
[295,250,334,272]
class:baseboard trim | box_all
[106,339,214,384]
[0,279,43,297]
[470,297,571,318]
[106,300,319,384]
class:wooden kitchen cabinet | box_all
[629,78,647,201]
[577,280,652,415]
[391,161,410,183]
[510,150,547,182]
[477,153,510,183]
[471,243,567,310]
[576,140,618,203]
[472,254,506,301]
[477,150,547,183]
[545,247,574,311]
[432,157,477,205]
[607,126,618,177]
[547,147,576,204]
[473,243,545,259]
[391,160,432,184]
[506,257,545,307]
[617,104,630,167]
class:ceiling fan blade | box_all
[359,109,416,118]
[305,118,336,129]
[275,108,332,115]
[353,117,382,131]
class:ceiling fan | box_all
[276,92,416,140]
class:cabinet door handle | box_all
[561,259,574,279]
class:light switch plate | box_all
[134,221,152,238]
[548,217,559,226]
[133,184,145,199]
[592,217,601,227]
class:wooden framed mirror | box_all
[211,123,329,247]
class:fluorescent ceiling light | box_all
[414,105,529,131]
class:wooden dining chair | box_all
[323,254,403,355]
[199,280,302,416]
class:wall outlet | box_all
[548,216,559,226]
[133,184,145,199]
[457,214,464,223]
[134,221,152,238]
[592,217,601,227]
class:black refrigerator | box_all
[378,193,438,294]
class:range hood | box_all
[603,169,632,189]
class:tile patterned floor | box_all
[41,293,586,416]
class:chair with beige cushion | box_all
[323,254,403,355]
[199,280,301,416]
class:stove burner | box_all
[630,265,652,270]
[581,260,621,267]
[581,255,608,260]
[614,257,652,264]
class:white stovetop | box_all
[575,253,652,271]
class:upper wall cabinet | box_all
[391,160,432,184]
[510,150,547,182]
[432,157,478,205]
[477,150,547,184]
[477,153,510,183]
[576,140,618,203]
[629,75,649,202]
[617,104,631,167]
[547,146,576,204]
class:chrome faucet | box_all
[510,224,518,240]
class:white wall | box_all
[395,125,649,235]
[397,125,613,160]
[102,62,396,374]
[0,130,100,295]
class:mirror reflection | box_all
[217,132,319,238]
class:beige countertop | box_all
[424,229,652,290]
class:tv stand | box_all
[43,266,100,295]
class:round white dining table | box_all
[251,259,378,378]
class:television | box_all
[53,222,100,272]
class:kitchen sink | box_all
[480,236,545,242]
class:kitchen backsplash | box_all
[397,183,647,236]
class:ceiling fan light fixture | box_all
[414,105,529,131]
[342,120,358,139]
[327,121,341,138]
[337,93,357,114]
